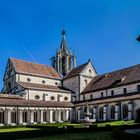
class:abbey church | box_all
[0,31,140,126]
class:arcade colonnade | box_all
[77,102,134,121]
[0,107,71,126]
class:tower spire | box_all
[51,30,77,76]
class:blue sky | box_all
[0,0,140,89]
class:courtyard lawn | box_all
[95,120,136,127]
[24,132,114,140]
[0,127,39,133]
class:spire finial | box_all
[62,29,66,36]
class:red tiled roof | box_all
[18,82,71,93]
[0,95,74,108]
[64,62,88,79]
[10,58,61,79]
[82,64,140,94]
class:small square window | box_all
[83,95,85,100]
[137,85,140,91]
[123,88,127,94]
[90,94,93,99]
[111,90,114,96]
[101,92,103,97]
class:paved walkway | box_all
[125,128,140,135]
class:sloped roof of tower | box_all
[82,64,140,94]
[64,62,89,79]
[60,30,68,53]
[10,58,61,79]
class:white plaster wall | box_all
[80,83,140,100]
[18,74,62,86]
[63,76,79,101]
[28,89,71,102]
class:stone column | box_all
[65,110,69,121]
[18,109,23,124]
[5,108,11,125]
[77,110,81,121]
[128,103,132,120]
[93,107,96,120]
[103,106,107,121]
[40,110,43,124]
[49,110,53,123]
[115,105,119,121]
[30,110,34,124]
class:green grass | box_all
[24,132,114,140]
[95,120,135,127]
[0,127,39,133]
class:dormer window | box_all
[27,78,31,82]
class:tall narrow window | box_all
[90,94,93,99]
[22,110,27,123]
[110,106,115,120]
[0,109,4,124]
[43,111,47,122]
[122,104,128,119]
[33,111,38,123]
[11,110,17,123]
[84,79,88,86]
[83,95,85,100]
[99,107,103,120]
[101,92,103,97]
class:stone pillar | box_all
[49,110,53,123]
[5,108,11,125]
[115,105,119,121]
[18,109,23,124]
[65,110,69,121]
[128,103,132,120]
[77,110,81,121]
[37,110,41,123]
[103,106,107,121]
[30,110,34,124]
[40,110,43,124]
[93,107,96,120]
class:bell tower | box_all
[51,30,77,76]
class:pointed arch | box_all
[11,109,17,123]
[0,109,4,124]
[110,106,115,120]
[99,107,103,120]
[122,104,128,119]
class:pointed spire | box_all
[61,29,68,53]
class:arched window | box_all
[43,110,47,122]
[0,109,4,124]
[84,79,88,86]
[33,111,38,123]
[22,110,27,123]
[61,111,63,121]
[52,111,56,121]
[11,109,17,123]
[122,104,128,119]
[99,107,103,120]
[110,106,115,120]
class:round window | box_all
[42,80,46,84]
[27,78,31,82]
[50,96,55,100]
[64,97,68,101]
[35,95,40,100]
